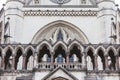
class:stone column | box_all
[1,54,5,70]
[33,52,38,68]
[94,54,98,71]
[105,54,109,70]
[115,55,119,70]
[22,54,26,70]
[66,54,69,65]
[11,54,16,70]
[82,52,86,70]
[51,53,54,64]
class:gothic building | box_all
[0,0,120,80]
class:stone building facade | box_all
[0,0,120,80]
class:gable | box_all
[52,77,68,80]
[42,67,78,80]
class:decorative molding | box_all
[24,10,97,16]
[24,5,98,8]
[50,0,71,5]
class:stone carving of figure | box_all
[6,56,12,70]
[108,56,113,70]
[73,54,78,62]
[97,56,103,70]
[42,54,47,62]
[27,56,33,70]
[17,56,23,70]
[87,56,93,70]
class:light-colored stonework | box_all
[0,0,120,80]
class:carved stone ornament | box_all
[50,0,71,5]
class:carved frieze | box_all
[24,10,97,16]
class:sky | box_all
[0,0,120,9]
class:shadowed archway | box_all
[38,45,51,63]
[54,46,66,63]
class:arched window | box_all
[97,49,105,70]
[87,49,95,70]
[47,55,51,63]
[57,30,63,41]
[69,46,82,63]
[57,54,63,63]
[25,49,33,70]
[54,46,66,63]
[15,49,22,70]
[4,49,12,70]
[108,49,116,70]
[38,45,51,63]
[69,55,74,63]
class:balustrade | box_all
[37,62,82,70]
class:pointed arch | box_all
[69,45,82,63]
[4,48,12,70]
[4,45,14,55]
[54,45,66,63]
[96,46,105,54]
[38,45,51,63]
[86,45,95,54]
[25,48,34,70]
[37,40,52,52]
[15,45,24,54]
[107,46,117,56]
[86,46,95,70]
[15,48,23,70]
[25,45,34,55]
[68,40,84,52]
[97,48,105,70]
[31,20,89,44]
[108,49,116,70]
[53,41,67,52]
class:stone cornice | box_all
[23,5,98,8]
[24,10,98,16]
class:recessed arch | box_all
[15,49,23,70]
[69,45,82,63]
[25,45,34,55]
[37,41,52,52]
[4,46,14,56]
[68,40,83,52]
[86,48,95,70]
[38,45,51,63]
[31,20,89,44]
[97,49,105,70]
[4,48,12,70]
[96,46,105,54]
[54,45,66,63]
[86,45,95,54]
[25,48,34,70]
[107,46,116,56]
[53,41,67,53]
[15,45,24,54]
[108,49,116,70]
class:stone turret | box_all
[98,0,116,43]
